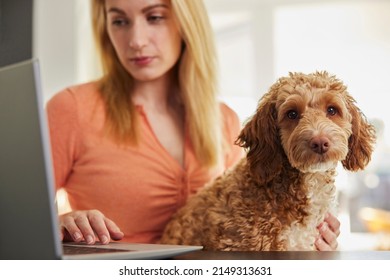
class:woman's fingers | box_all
[59,210,123,245]
[315,213,341,251]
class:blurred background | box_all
[2,0,390,250]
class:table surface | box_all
[173,250,390,260]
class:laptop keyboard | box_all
[63,244,135,255]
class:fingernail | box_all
[73,232,82,241]
[101,235,109,244]
[86,235,95,244]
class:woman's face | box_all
[105,0,182,82]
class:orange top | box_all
[46,82,243,243]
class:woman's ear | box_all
[235,93,284,184]
[342,94,376,171]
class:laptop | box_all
[0,59,202,260]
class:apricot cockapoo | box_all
[161,72,376,251]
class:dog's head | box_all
[236,71,376,184]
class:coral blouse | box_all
[46,82,243,243]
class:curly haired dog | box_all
[160,71,376,251]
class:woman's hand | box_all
[315,212,341,251]
[59,210,124,245]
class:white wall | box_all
[33,0,97,103]
[33,0,76,102]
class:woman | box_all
[47,0,340,250]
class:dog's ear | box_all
[342,94,376,171]
[235,93,284,184]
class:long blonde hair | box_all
[91,0,222,167]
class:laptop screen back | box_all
[0,59,62,259]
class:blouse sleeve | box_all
[46,89,81,190]
[220,103,245,169]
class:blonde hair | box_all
[91,0,222,167]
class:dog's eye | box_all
[287,110,299,120]
[327,106,338,116]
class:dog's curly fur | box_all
[160,72,376,251]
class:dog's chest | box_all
[280,172,337,250]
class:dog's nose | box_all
[310,136,330,154]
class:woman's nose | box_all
[128,21,148,50]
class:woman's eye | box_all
[287,110,299,120]
[327,106,338,116]
[147,14,164,23]
[112,18,128,26]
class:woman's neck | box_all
[132,75,178,113]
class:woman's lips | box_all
[130,56,153,66]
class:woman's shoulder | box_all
[219,102,240,124]
[46,81,105,126]
[218,102,245,166]
[48,81,100,104]
[218,101,242,138]
[46,81,103,111]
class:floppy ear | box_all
[342,94,376,171]
[235,92,284,184]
